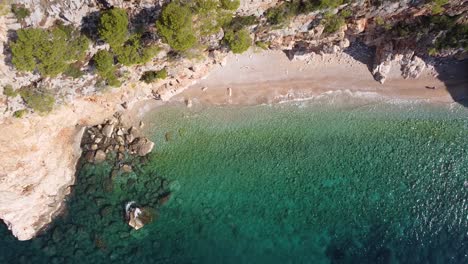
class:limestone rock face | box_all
[372,42,394,84]
[401,55,426,79]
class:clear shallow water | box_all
[1,100,467,263]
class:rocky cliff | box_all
[0,0,466,240]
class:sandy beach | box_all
[168,49,466,107]
[123,47,468,131]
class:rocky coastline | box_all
[0,0,467,240]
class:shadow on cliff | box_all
[2,29,18,68]
[432,58,468,107]
[343,41,376,75]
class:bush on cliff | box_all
[19,88,55,113]
[322,12,345,34]
[140,69,168,83]
[223,29,251,53]
[11,4,30,21]
[114,35,160,66]
[98,8,129,47]
[93,50,121,87]
[156,2,196,51]
[10,27,89,76]
[3,84,17,97]
[220,0,240,11]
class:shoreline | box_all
[126,49,467,120]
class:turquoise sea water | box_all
[1,99,467,263]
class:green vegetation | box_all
[156,2,196,51]
[434,21,468,52]
[114,35,160,66]
[3,84,17,97]
[265,2,298,25]
[93,50,120,87]
[191,0,232,36]
[98,8,129,47]
[264,0,346,25]
[93,50,114,76]
[322,12,345,34]
[428,0,449,14]
[19,88,55,113]
[223,29,252,53]
[64,63,84,79]
[10,27,89,76]
[220,0,240,11]
[11,4,30,21]
[225,15,257,32]
[13,109,27,118]
[255,41,270,50]
[140,69,168,84]
[375,16,385,26]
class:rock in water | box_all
[136,140,154,156]
[94,150,106,163]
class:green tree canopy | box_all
[223,29,251,53]
[114,35,160,66]
[98,8,129,47]
[220,0,240,11]
[93,50,114,76]
[156,2,196,51]
[19,88,55,114]
[10,27,89,76]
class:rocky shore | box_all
[81,113,154,165]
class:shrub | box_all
[3,84,17,97]
[434,23,468,51]
[322,13,345,34]
[93,50,122,87]
[63,63,84,79]
[318,0,345,9]
[106,74,122,87]
[255,41,270,50]
[99,8,129,47]
[140,69,168,83]
[225,15,257,31]
[13,109,27,118]
[10,27,89,76]
[223,29,251,53]
[375,17,385,26]
[156,2,196,51]
[11,4,30,21]
[93,50,114,76]
[10,28,42,72]
[429,0,448,14]
[220,0,240,11]
[193,0,218,13]
[19,88,55,113]
[264,1,302,25]
[115,35,159,66]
